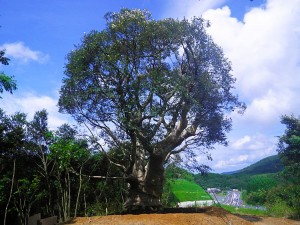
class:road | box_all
[211,190,267,210]
[221,190,243,207]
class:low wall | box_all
[178,200,215,208]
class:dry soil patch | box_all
[62,207,300,225]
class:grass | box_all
[170,179,212,202]
[221,204,269,217]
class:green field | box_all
[170,179,212,202]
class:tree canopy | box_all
[278,115,300,183]
[0,50,17,97]
[58,9,245,209]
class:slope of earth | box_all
[61,207,300,225]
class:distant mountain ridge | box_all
[222,155,284,175]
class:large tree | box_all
[59,9,245,210]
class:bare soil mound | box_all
[62,207,300,225]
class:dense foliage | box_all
[278,115,300,183]
[244,174,278,205]
[267,115,300,218]
[0,109,126,225]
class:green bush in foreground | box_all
[266,185,300,219]
[267,200,296,218]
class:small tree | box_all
[278,115,300,184]
[59,9,245,210]
[0,110,29,225]
[27,110,56,216]
[268,115,300,218]
[49,124,90,221]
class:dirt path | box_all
[62,207,300,225]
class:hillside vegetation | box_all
[193,155,284,191]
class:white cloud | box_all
[1,92,72,130]
[214,154,249,170]
[232,133,276,153]
[208,133,277,172]
[191,0,300,172]
[203,0,300,124]
[232,135,251,149]
[0,42,49,63]
[243,89,295,124]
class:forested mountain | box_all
[193,155,284,190]
[222,155,284,175]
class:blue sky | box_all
[1,0,300,173]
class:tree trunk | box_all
[4,159,15,225]
[74,166,82,217]
[124,154,165,212]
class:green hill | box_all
[224,155,284,175]
[193,155,284,191]
[169,179,212,202]
[164,155,284,199]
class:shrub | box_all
[266,185,300,218]
[245,189,267,205]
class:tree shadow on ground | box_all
[233,214,263,222]
[59,218,90,224]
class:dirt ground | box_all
[62,207,300,225]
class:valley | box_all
[163,154,288,217]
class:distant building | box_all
[207,188,221,193]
